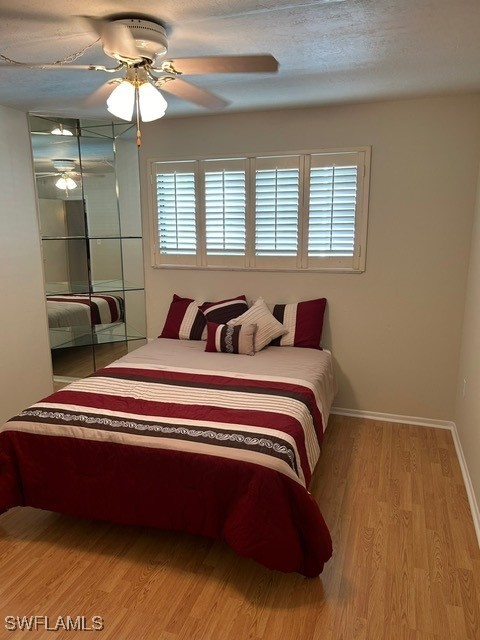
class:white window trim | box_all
[148,146,371,274]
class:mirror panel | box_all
[124,289,147,340]
[122,238,145,289]
[89,238,123,288]
[79,129,120,237]
[30,115,145,382]
[43,239,89,295]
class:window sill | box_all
[152,263,365,274]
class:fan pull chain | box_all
[135,85,142,147]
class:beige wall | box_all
[138,94,480,421]
[455,165,480,513]
[0,106,53,423]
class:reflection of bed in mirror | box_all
[47,293,124,328]
[47,293,125,349]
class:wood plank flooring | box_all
[0,415,479,639]
[51,342,129,379]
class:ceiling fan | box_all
[0,15,279,141]
[36,158,110,194]
[35,159,82,193]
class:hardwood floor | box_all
[51,342,129,379]
[0,415,479,639]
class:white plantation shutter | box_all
[306,151,368,270]
[155,161,196,264]
[308,165,357,256]
[151,148,370,272]
[204,159,246,258]
[254,156,300,266]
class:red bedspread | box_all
[0,363,332,576]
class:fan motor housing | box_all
[52,159,76,172]
[114,19,168,63]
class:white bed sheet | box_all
[47,300,91,328]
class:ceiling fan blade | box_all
[82,16,142,63]
[161,78,229,110]
[160,55,279,75]
[0,8,67,23]
[83,81,118,107]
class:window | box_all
[151,147,370,272]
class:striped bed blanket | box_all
[0,358,333,576]
[46,294,124,328]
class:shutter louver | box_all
[308,165,357,257]
[255,168,299,256]
[156,172,196,255]
[205,170,246,255]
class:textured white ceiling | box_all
[0,0,479,120]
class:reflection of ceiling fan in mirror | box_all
[36,159,80,193]
[0,15,279,143]
[31,124,75,137]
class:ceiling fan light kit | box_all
[49,159,78,193]
[106,81,135,120]
[106,65,168,124]
[50,125,74,136]
[137,82,168,122]
[55,176,77,191]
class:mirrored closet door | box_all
[30,115,146,381]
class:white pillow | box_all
[228,298,287,352]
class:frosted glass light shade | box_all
[138,82,168,122]
[107,81,135,121]
[55,176,77,190]
[51,126,73,136]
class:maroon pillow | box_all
[159,294,205,340]
[200,296,248,325]
[160,294,248,340]
[270,298,327,349]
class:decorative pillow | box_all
[200,296,248,325]
[160,294,248,341]
[159,294,205,340]
[205,322,257,356]
[228,298,287,352]
[270,298,327,349]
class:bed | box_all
[47,294,124,329]
[46,293,125,349]
[0,338,335,576]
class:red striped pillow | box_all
[200,296,248,325]
[205,322,256,356]
[270,298,327,349]
[160,294,248,341]
[159,294,205,340]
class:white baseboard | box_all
[331,407,480,548]
[53,375,79,385]
[331,406,454,430]
[449,422,480,548]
